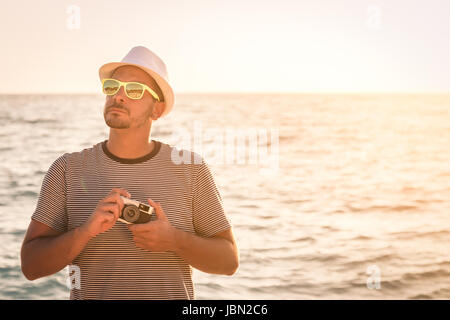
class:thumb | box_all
[148,199,166,220]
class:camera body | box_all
[118,196,155,224]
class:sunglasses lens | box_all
[103,79,120,95]
[126,83,144,99]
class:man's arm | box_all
[173,227,239,276]
[128,199,239,276]
[21,219,93,280]
[21,188,130,280]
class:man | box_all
[21,46,239,299]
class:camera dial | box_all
[123,205,140,223]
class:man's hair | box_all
[153,83,164,102]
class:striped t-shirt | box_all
[31,139,231,300]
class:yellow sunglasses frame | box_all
[101,78,160,101]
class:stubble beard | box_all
[104,113,131,129]
[103,104,153,129]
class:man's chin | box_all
[104,119,130,129]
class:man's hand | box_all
[127,199,177,252]
[82,188,131,238]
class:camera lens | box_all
[123,205,140,223]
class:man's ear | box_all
[150,101,165,121]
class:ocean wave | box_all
[346,204,418,213]
[5,229,27,237]
[408,294,433,299]
[245,224,268,231]
[299,253,345,263]
[1,277,69,300]
[351,235,373,240]
[437,261,450,267]
[251,247,287,253]
[428,287,450,298]
[407,287,450,299]
[390,205,420,211]
[259,214,278,220]
[239,204,260,209]
[292,236,316,243]
[0,265,22,280]
[256,283,316,295]
[327,286,352,294]
[12,190,38,198]
[402,269,450,281]
[351,278,405,290]
[341,253,398,267]
[411,260,450,268]
[321,225,340,232]
[278,134,296,143]
[15,118,59,124]
[389,230,450,239]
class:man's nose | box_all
[113,86,126,102]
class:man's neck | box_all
[106,135,155,159]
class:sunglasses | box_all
[101,78,160,101]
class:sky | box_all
[0,0,449,94]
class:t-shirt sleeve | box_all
[192,158,231,237]
[31,154,68,233]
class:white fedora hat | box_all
[98,46,174,118]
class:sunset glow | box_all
[1,0,449,94]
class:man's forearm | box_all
[21,225,92,281]
[172,229,239,275]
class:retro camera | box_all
[118,196,155,224]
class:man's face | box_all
[103,65,163,129]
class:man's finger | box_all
[127,222,154,233]
[109,188,131,198]
[100,204,118,214]
[98,202,120,218]
[99,211,116,223]
[148,199,166,220]
[102,193,122,206]
[112,193,124,217]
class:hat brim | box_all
[99,62,174,118]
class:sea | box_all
[0,93,449,299]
